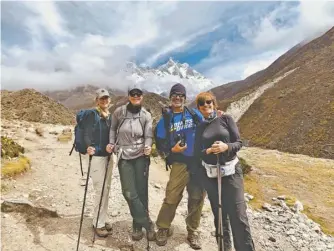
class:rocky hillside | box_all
[44,85,125,112]
[1,89,75,125]
[44,85,169,126]
[210,26,334,159]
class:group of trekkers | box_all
[78,83,256,251]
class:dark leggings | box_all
[200,163,255,251]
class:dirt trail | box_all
[1,120,333,251]
[1,121,218,251]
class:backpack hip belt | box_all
[202,157,238,178]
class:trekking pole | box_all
[92,154,111,244]
[68,144,83,177]
[76,155,93,251]
[144,154,151,251]
[79,153,84,177]
[69,143,75,156]
[217,153,224,251]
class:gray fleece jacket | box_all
[109,104,153,160]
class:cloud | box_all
[23,1,70,38]
[144,23,222,66]
[1,1,334,92]
[1,1,163,90]
[248,1,334,49]
[204,49,287,84]
[199,1,334,84]
[1,1,233,91]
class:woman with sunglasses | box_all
[194,92,255,251]
[107,85,156,242]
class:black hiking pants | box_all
[199,162,255,251]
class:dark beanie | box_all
[169,83,186,97]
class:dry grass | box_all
[151,143,159,157]
[239,147,334,235]
[1,156,31,178]
[1,183,9,193]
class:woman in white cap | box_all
[84,88,114,237]
[106,85,156,241]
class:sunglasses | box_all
[99,96,109,101]
[198,100,213,106]
[171,93,185,99]
[129,91,143,97]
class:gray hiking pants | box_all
[118,155,152,229]
[199,162,255,251]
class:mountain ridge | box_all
[210,27,334,111]
[210,26,334,159]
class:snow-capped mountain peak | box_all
[121,57,215,98]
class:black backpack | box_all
[69,109,100,155]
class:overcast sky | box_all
[1,1,334,91]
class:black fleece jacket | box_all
[194,114,242,165]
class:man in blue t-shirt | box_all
[154,83,205,250]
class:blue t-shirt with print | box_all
[155,108,203,157]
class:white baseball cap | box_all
[96,88,110,98]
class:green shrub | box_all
[1,136,24,159]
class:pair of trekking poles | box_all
[76,153,111,251]
[75,150,151,251]
[75,152,222,251]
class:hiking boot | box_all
[187,232,201,250]
[94,227,109,238]
[146,222,156,241]
[156,227,173,246]
[105,222,112,233]
[132,226,144,241]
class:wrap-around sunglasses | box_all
[129,91,143,97]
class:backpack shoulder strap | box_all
[90,109,101,129]
[163,110,172,144]
[184,106,200,126]
[116,105,127,136]
[138,108,149,136]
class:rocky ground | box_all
[1,119,334,251]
